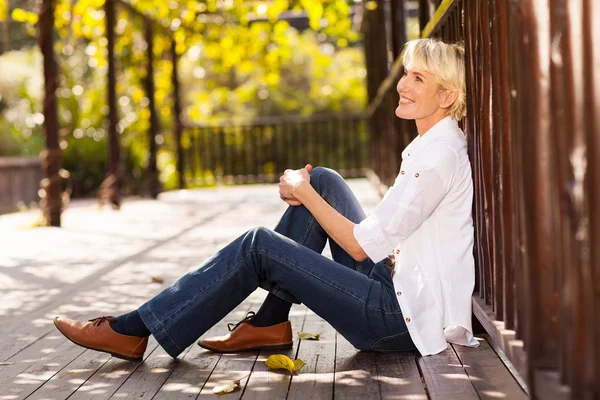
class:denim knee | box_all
[310,167,345,193]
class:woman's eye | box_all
[416,76,423,82]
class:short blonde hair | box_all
[401,38,466,120]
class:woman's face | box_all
[395,66,445,121]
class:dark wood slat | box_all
[452,339,527,399]
[417,347,479,399]
[67,338,160,400]
[109,344,177,399]
[242,306,306,399]
[287,310,337,400]
[0,333,86,399]
[152,300,259,400]
[196,352,257,399]
[333,333,380,399]
[472,295,528,384]
[26,350,111,400]
[374,351,427,399]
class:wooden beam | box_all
[145,23,160,198]
[38,0,62,227]
[171,38,185,189]
[102,0,121,209]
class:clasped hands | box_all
[279,164,312,206]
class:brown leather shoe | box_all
[198,312,292,353]
[53,316,148,361]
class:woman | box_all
[54,38,478,360]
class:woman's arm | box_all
[293,179,368,262]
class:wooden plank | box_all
[472,295,528,384]
[195,293,268,399]
[26,350,111,400]
[195,352,258,399]
[67,337,160,400]
[287,309,337,400]
[242,305,306,400]
[107,344,177,399]
[333,333,380,399]
[374,351,427,399]
[452,339,527,400]
[416,347,479,399]
[0,332,86,399]
[153,296,262,400]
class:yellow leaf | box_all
[297,331,321,340]
[365,1,378,11]
[265,354,306,374]
[12,8,38,24]
[293,359,306,371]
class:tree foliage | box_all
[1,0,366,194]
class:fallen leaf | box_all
[297,331,321,340]
[0,362,14,365]
[212,374,248,395]
[151,276,164,284]
[265,354,306,374]
[293,359,306,371]
[212,381,241,395]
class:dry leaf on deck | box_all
[297,331,321,340]
[213,380,241,395]
[265,354,306,374]
[151,276,164,284]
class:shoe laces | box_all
[228,311,255,332]
[88,316,115,327]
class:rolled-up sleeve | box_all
[353,150,456,262]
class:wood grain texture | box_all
[242,306,306,400]
[452,340,527,400]
[334,333,380,400]
[417,347,479,400]
[287,309,337,400]
[67,337,160,400]
[375,351,427,399]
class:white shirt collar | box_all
[401,117,459,161]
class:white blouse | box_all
[354,116,479,356]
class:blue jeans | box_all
[138,167,415,358]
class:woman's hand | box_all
[279,164,312,206]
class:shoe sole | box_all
[53,320,143,362]
[197,341,293,353]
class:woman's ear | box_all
[439,90,458,110]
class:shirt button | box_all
[414,173,420,178]
[396,291,402,296]
[395,249,400,254]
[405,317,411,323]
[400,170,405,175]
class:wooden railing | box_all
[363,0,599,398]
[183,114,369,185]
[0,158,43,214]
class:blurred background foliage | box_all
[0,0,368,195]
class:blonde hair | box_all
[401,38,466,120]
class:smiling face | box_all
[395,39,465,135]
[395,67,445,122]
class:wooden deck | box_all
[0,180,527,399]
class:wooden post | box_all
[390,0,407,60]
[100,0,121,208]
[144,21,160,198]
[171,37,185,189]
[418,0,430,33]
[38,0,62,227]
